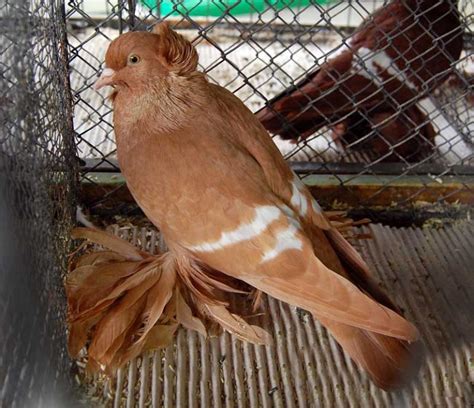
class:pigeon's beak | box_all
[94,68,116,90]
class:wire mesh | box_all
[66,0,473,210]
[0,0,78,406]
[1,1,471,405]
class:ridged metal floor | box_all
[81,222,473,407]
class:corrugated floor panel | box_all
[79,222,473,407]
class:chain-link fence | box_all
[0,0,78,405]
[67,0,473,212]
[0,1,472,405]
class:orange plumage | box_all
[67,23,420,389]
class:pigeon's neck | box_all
[113,71,210,155]
[115,72,208,132]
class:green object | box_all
[140,0,329,17]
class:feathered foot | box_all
[65,227,271,374]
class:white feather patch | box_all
[261,222,303,263]
[290,173,326,221]
[352,47,418,91]
[290,183,308,216]
[290,174,310,217]
[187,205,281,252]
[417,97,472,163]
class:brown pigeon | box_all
[66,23,419,389]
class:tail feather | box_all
[302,221,420,388]
[324,227,398,310]
[244,271,418,342]
[319,317,419,389]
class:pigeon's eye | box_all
[128,54,141,65]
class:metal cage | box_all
[65,0,474,216]
[1,0,473,406]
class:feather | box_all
[176,265,222,305]
[324,228,397,310]
[324,211,372,241]
[99,320,133,367]
[71,299,116,326]
[174,255,232,306]
[153,22,198,75]
[72,227,146,261]
[70,259,159,323]
[143,323,179,351]
[251,289,264,312]
[204,304,272,345]
[88,275,157,362]
[186,259,248,295]
[319,316,419,389]
[67,261,143,313]
[65,265,97,298]
[176,290,207,336]
[135,258,176,344]
[85,358,101,375]
[244,266,418,342]
[111,323,179,371]
[102,316,146,374]
[68,316,100,358]
[159,291,178,325]
[74,251,127,268]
